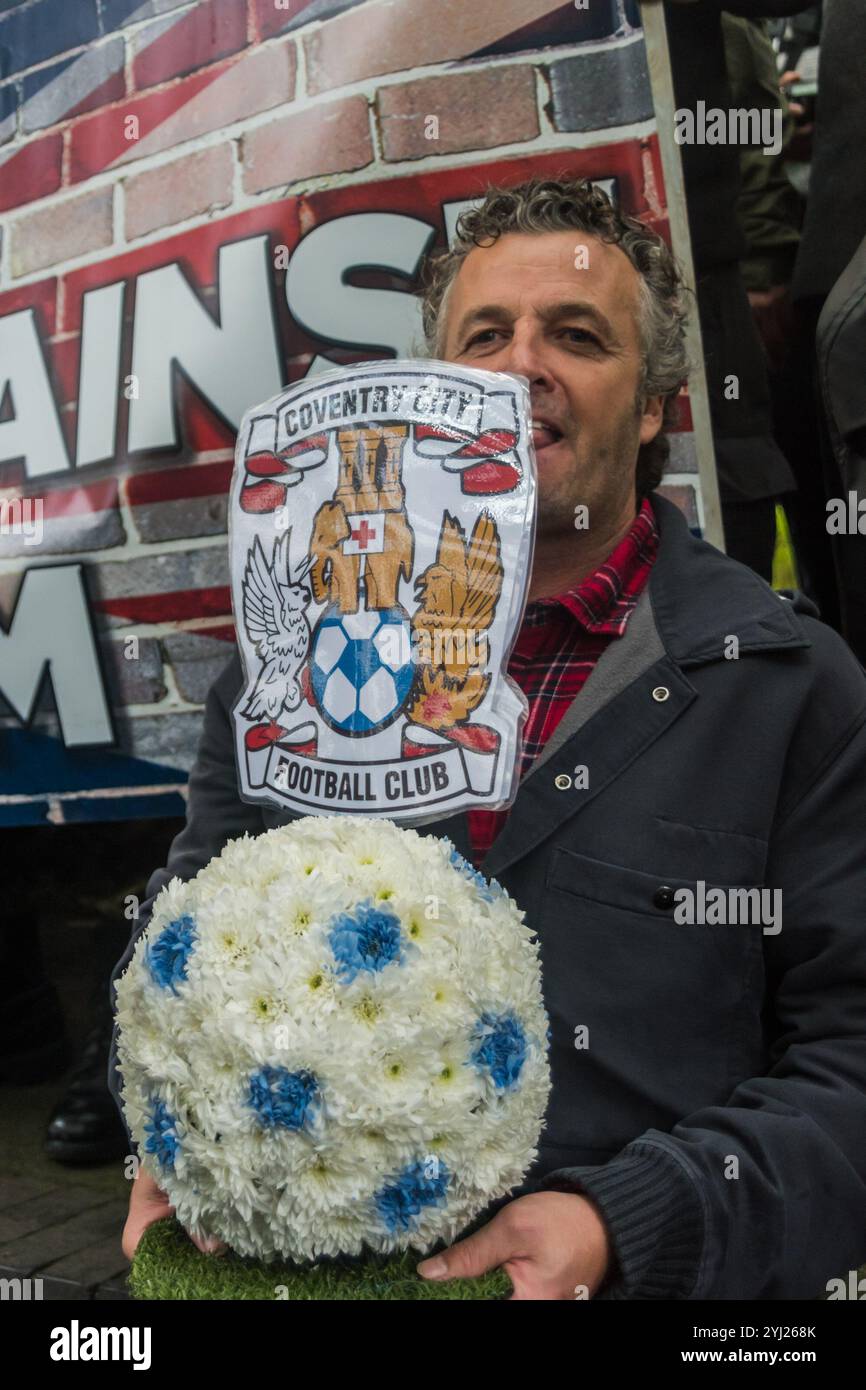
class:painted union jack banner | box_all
[0,0,707,825]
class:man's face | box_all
[440,230,664,539]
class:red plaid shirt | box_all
[467,498,659,865]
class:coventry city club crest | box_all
[229,360,536,823]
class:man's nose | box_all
[495,325,556,387]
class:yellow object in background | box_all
[772,503,800,591]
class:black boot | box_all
[44,991,129,1167]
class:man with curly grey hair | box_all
[421,178,689,506]
[418,178,688,604]
[114,176,866,1303]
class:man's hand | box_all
[121,1166,227,1260]
[417,1191,613,1300]
[779,71,807,121]
[747,283,795,373]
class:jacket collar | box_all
[648,494,814,666]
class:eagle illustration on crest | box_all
[241,530,314,722]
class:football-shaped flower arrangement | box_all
[116,817,550,1275]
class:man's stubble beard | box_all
[535,408,643,541]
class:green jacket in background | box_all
[722,14,803,292]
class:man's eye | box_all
[465,329,498,347]
[562,327,601,347]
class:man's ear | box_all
[638,393,665,446]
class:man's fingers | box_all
[418,1216,516,1281]
[122,1205,226,1259]
[189,1232,227,1256]
[123,1169,226,1259]
[122,1176,176,1260]
[121,1223,138,1262]
[121,1206,174,1261]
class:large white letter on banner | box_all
[75,281,125,469]
[128,234,282,453]
[0,565,112,745]
[286,214,431,359]
[0,310,70,478]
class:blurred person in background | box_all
[792,0,866,663]
[660,0,814,582]
[721,13,806,595]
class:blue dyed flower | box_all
[374,1158,451,1233]
[328,900,404,984]
[471,1012,527,1090]
[448,846,501,902]
[248,1066,319,1131]
[146,913,197,993]
[144,1099,180,1171]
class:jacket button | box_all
[652,686,670,702]
[554,773,572,790]
[653,885,676,910]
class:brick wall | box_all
[0,0,699,816]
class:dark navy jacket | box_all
[109,494,866,1300]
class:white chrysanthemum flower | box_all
[115,817,550,1262]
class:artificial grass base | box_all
[131,1218,512,1300]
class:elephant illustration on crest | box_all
[308,424,414,613]
[309,501,360,613]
